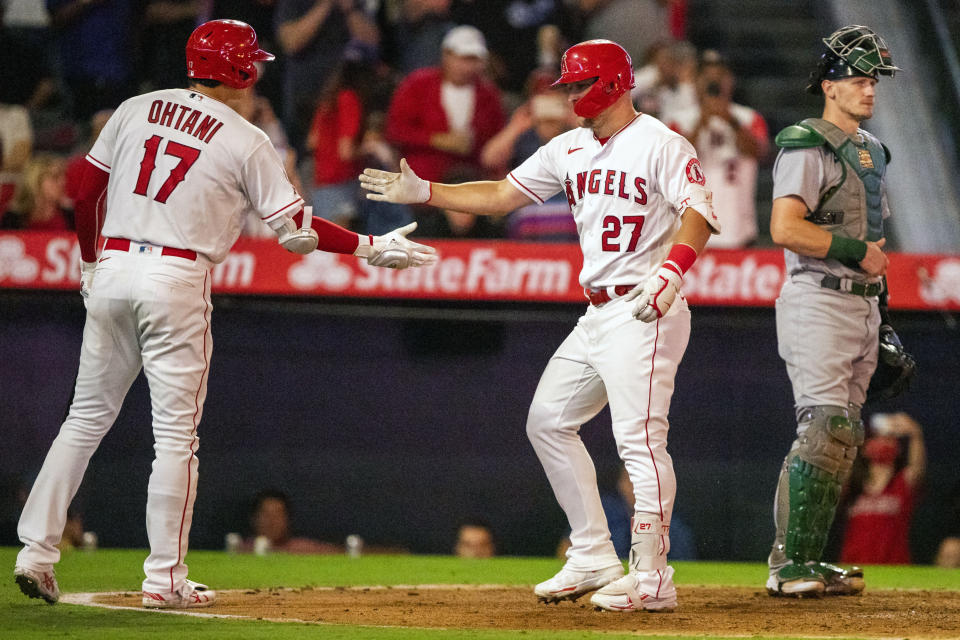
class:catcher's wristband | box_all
[826,235,867,263]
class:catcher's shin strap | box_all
[820,275,883,297]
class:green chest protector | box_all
[775,118,888,241]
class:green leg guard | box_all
[785,457,841,562]
[768,406,864,596]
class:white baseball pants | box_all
[526,295,690,571]
[17,244,212,594]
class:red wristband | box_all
[662,243,698,277]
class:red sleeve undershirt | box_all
[74,160,110,263]
[292,209,362,254]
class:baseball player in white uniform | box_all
[13,20,435,608]
[361,39,719,612]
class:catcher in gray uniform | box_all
[765,25,900,597]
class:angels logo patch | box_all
[685,158,706,185]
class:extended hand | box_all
[359,158,431,204]
[624,266,683,322]
[354,221,438,269]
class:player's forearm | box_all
[672,208,713,255]
[770,197,833,258]
[292,209,359,254]
[428,180,526,215]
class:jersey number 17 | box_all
[133,135,201,204]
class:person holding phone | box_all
[666,51,768,248]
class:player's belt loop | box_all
[819,274,882,297]
[103,237,198,261]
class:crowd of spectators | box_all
[0,0,779,246]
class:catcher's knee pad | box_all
[795,405,864,475]
[784,405,865,563]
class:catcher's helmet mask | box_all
[186,19,275,90]
[807,25,899,95]
[552,40,635,118]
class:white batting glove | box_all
[354,222,438,269]
[80,260,97,303]
[359,158,431,204]
[624,266,683,322]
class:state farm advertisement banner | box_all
[1,231,958,311]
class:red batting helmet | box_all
[186,19,275,90]
[552,40,635,118]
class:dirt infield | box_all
[94,584,960,638]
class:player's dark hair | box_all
[187,76,222,89]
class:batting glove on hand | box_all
[80,260,97,303]
[354,222,438,269]
[359,158,431,204]
[624,266,682,322]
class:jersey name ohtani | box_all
[563,169,648,208]
[146,97,224,144]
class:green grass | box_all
[3,547,958,640]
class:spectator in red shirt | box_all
[839,413,926,565]
[385,24,505,183]
[306,57,376,227]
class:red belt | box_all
[104,237,197,261]
[584,284,636,306]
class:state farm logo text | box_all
[290,247,573,298]
[683,254,784,302]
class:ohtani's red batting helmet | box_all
[552,40,635,118]
[186,19,275,90]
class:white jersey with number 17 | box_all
[88,88,304,264]
[507,113,719,289]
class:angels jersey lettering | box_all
[88,88,303,263]
[508,113,718,288]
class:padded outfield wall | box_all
[2,290,957,563]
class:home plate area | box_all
[78,584,960,637]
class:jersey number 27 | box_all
[133,135,201,204]
[601,215,646,252]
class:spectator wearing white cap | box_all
[385,24,505,183]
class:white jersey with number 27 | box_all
[88,88,304,264]
[507,113,719,289]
